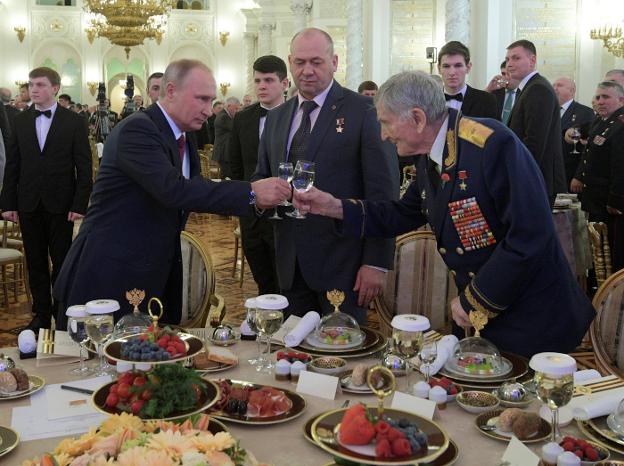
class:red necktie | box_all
[177,135,185,163]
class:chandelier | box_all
[84,0,173,58]
[590,24,624,58]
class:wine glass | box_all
[419,340,438,383]
[68,314,93,375]
[85,314,115,376]
[496,77,509,88]
[392,327,424,391]
[278,162,294,205]
[286,160,315,219]
[529,352,576,442]
[245,306,263,367]
[255,308,284,373]
[569,127,581,154]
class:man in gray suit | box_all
[253,28,397,323]
[213,96,240,178]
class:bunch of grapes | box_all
[121,338,172,361]
[386,417,428,453]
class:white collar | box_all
[429,115,449,167]
[444,83,467,97]
[157,101,184,141]
[561,99,574,113]
[297,80,334,110]
[35,101,58,113]
[518,71,538,91]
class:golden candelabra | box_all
[85,26,97,44]
[590,24,624,58]
[87,81,98,96]
[14,27,26,43]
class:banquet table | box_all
[1,342,621,466]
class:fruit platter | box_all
[92,364,219,421]
[311,405,450,465]
[209,379,306,425]
[103,323,203,364]
[559,436,609,463]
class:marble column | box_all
[290,0,312,34]
[445,0,470,45]
[243,32,257,96]
[258,22,275,55]
[346,0,363,91]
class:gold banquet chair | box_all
[590,268,624,377]
[179,231,225,328]
[372,230,456,336]
[588,222,613,287]
[0,222,31,307]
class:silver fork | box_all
[341,399,351,408]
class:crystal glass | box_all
[496,77,509,88]
[255,308,283,373]
[607,399,624,436]
[68,315,93,376]
[569,127,581,154]
[419,340,438,383]
[85,314,115,376]
[286,160,315,219]
[278,162,294,206]
[245,306,264,367]
[392,328,424,390]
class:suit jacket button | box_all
[439,247,446,255]
[468,271,475,278]
[456,247,464,255]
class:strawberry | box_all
[391,437,412,457]
[342,404,366,426]
[340,415,375,445]
[105,393,119,408]
[173,341,186,354]
[131,399,144,414]
[561,436,575,444]
[166,345,176,355]
[561,441,574,452]
[375,437,392,458]
[277,351,285,360]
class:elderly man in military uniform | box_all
[294,71,595,357]
[571,81,624,272]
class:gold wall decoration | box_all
[219,31,229,46]
[219,82,230,96]
[14,27,26,43]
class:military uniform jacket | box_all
[575,106,624,220]
[341,109,595,357]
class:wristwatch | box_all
[248,190,257,205]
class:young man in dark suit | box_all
[229,55,289,295]
[0,67,93,332]
[553,77,595,186]
[53,60,290,326]
[253,28,397,324]
[438,41,498,119]
[506,40,566,205]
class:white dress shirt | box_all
[35,102,57,152]
[517,70,538,93]
[560,99,573,118]
[429,116,450,171]
[157,102,189,179]
[444,84,467,111]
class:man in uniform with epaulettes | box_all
[294,71,595,357]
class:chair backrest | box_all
[380,230,456,331]
[179,231,216,328]
[588,222,613,286]
[590,268,624,377]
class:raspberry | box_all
[387,427,405,442]
[584,446,598,461]
[561,441,574,452]
[375,437,392,458]
[391,437,412,457]
[573,449,584,459]
[375,421,391,435]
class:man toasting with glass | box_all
[253,28,398,324]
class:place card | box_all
[296,370,339,400]
[390,391,436,420]
[500,436,540,466]
[36,329,81,366]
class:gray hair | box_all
[225,96,240,105]
[598,80,624,97]
[374,71,446,122]
[160,59,212,98]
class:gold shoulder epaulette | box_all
[458,118,494,149]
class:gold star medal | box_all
[336,118,345,133]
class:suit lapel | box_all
[25,107,41,156]
[146,104,181,170]
[278,98,299,163]
[305,81,343,162]
[461,86,474,115]
[507,73,539,126]
[561,101,576,128]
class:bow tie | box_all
[259,107,269,117]
[444,93,463,102]
[35,109,52,118]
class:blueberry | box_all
[399,418,410,428]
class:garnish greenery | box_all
[141,364,206,418]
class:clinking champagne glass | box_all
[255,308,283,373]
[570,127,581,154]
[85,314,115,376]
[278,162,294,206]
[390,315,430,392]
[419,340,438,384]
[286,160,315,219]
[529,352,576,442]
[496,77,509,88]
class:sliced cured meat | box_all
[246,387,292,418]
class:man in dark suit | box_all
[253,28,397,324]
[295,71,595,357]
[212,97,240,178]
[438,41,498,119]
[53,60,290,327]
[506,39,566,204]
[553,77,595,186]
[229,55,289,295]
[0,67,93,332]
[486,60,520,124]
[1,87,21,133]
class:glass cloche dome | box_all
[313,311,362,346]
[113,291,151,339]
[448,336,504,376]
[607,399,624,436]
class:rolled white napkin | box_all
[571,386,624,420]
[18,329,37,353]
[573,369,601,384]
[240,321,255,336]
[418,334,458,376]
[284,311,320,348]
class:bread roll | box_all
[498,408,523,432]
[9,368,29,391]
[351,364,368,386]
[511,412,541,440]
[0,372,17,393]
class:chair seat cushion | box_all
[0,248,23,261]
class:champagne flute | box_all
[569,127,581,154]
[419,340,438,383]
[68,314,93,375]
[529,352,576,442]
[255,308,284,373]
[278,162,294,206]
[286,160,315,219]
[85,314,115,376]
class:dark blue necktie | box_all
[288,100,318,162]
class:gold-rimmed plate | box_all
[208,379,306,425]
[439,352,531,388]
[584,416,624,452]
[103,332,204,364]
[475,409,551,443]
[92,379,220,421]
[0,375,45,401]
[578,419,624,455]
[0,426,19,457]
[442,356,513,382]
[339,372,374,395]
[311,407,450,465]
[304,412,459,466]
[298,327,379,353]
[293,327,386,359]
[195,360,237,374]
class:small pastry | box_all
[290,361,306,382]
[557,451,581,466]
[0,371,17,393]
[498,407,523,432]
[429,385,448,409]
[511,412,541,440]
[350,364,368,386]
[542,442,564,466]
[275,359,291,381]
[9,368,29,391]
[413,381,430,399]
